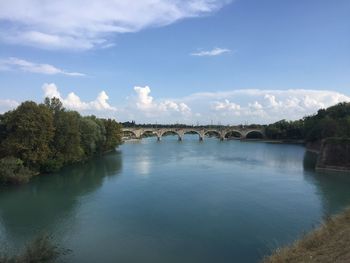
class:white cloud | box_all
[42,83,116,112]
[0,0,231,50]
[0,99,19,113]
[40,86,350,124]
[180,89,350,124]
[1,85,349,125]
[264,94,281,108]
[248,101,263,110]
[0,57,85,76]
[132,86,191,117]
[134,86,154,110]
[213,99,240,111]
[191,47,231,56]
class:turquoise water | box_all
[1,135,350,262]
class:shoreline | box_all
[263,207,350,263]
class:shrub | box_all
[0,157,35,185]
[0,235,66,263]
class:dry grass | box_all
[0,235,68,263]
[263,208,350,263]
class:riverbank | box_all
[316,138,350,173]
[263,208,350,263]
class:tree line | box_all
[265,102,350,142]
[0,97,122,185]
[122,121,263,129]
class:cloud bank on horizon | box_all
[1,84,349,125]
[0,0,231,50]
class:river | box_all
[1,135,350,262]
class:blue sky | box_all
[0,0,349,124]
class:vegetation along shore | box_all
[263,207,350,263]
[0,97,122,185]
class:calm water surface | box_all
[1,135,350,262]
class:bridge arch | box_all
[183,130,204,141]
[122,130,138,138]
[245,130,264,139]
[224,130,243,139]
[140,130,157,138]
[160,130,182,140]
[204,130,222,139]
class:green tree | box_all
[102,119,122,152]
[79,117,103,157]
[44,97,64,113]
[0,101,54,168]
[50,110,83,165]
[0,157,35,184]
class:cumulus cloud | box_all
[132,86,191,116]
[117,88,350,124]
[191,47,231,56]
[0,57,85,76]
[213,99,240,111]
[134,86,154,110]
[42,83,116,112]
[0,0,231,50]
[1,85,349,125]
[184,89,350,124]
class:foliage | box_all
[0,235,67,263]
[79,117,104,156]
[0,157,35,185]
[101,119,122,152]
[50,110,83,165]
[303,102,350,142]
[265,102,350,142]
[0,101,54,168]
[0,97,123,183]
[265,119,304,140]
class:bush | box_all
[0,235,66,263]
[0,157,35,185]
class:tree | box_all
[50,110,83,165]
[44,97,64,113]
[0,157,35,184]
[79,117,104,157]
[0,101,54,168]
[102,119,122,152]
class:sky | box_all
[0,0,349,125]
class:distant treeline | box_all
[0,98,122,185]
[265,102,350,142]
[121,121,263,129]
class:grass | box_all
[263,208,350,263]
[0,235,68,263]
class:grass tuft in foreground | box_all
[0,235,69,263]
[263,208,350,263]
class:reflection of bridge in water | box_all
[122,127,265,141]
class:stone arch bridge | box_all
[122,127,265,141]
